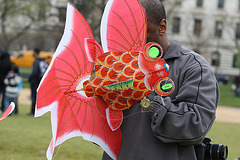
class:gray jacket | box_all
[102,42,219,160]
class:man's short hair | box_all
[34,48,40,55]
[139,0,166,25]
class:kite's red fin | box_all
[0,102,15,121]
[85,38,104,62]
[101,0,147,53]
[106,107,123,131]
[35,4,121,160]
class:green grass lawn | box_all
[20,67,31,88]
[0,105,103,160]
[0,83,239,160]
[207,122,240,160]
[201,84,240,160]
[20,67,31,73]
[218,83,240,108]
[0,104,239,160]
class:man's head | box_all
[139,0,166,26]
[33,48,40,58]
[11,65,19,74]
[44,56,51,64]
[139,0,170,51]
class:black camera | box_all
[195,138,228,160]
[204,138,228,160]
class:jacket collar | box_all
[162,42,182,60]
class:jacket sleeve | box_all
[147,64,219,145]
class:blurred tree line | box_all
[0,0,54,51]
[2,0,172,52]
[0,0,109,51]
[0,0,175,52]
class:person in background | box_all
[28,48,42,116]
[102,0,219,159]
[39,56,51,79]
[0,48,12,114]
[234,74,240,97]
[15,66,23,114]
[3,65,22,113]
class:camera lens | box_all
[206,144,228,160]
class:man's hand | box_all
[141,91,165,118]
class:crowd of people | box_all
[0,48,49,116]
[0,48,19,114]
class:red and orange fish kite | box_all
[35,0,174,159]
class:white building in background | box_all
[164,0,240,75]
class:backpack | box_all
[39,60,48,79]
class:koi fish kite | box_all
[35,0,174,159]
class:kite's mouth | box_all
[75,75,91,97]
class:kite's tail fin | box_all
[0,102,15,121]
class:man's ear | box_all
[158,19,167,36]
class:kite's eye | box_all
[143,42,163,60]
[149,46,161,58]
[154,77,175,96]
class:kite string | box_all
[52,144,62,160]
[71,86,152,120]
[93,98,150,121]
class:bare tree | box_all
[0,0,51,50]
[68,0,108,42]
